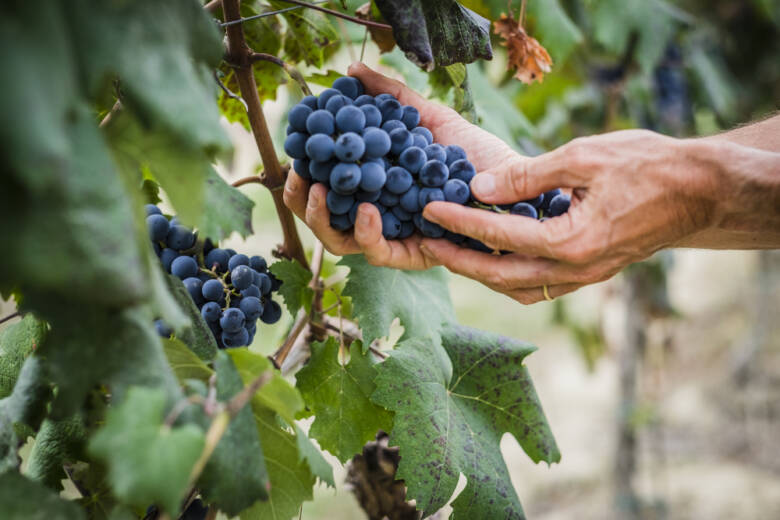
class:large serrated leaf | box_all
[0,315,47,399]
[295,338,393,462]
[375,0,492,69]
[269,260,313,317]
[88,387,205,515]
[0,471,86,520]
[198,352,269,515]
[271,1,339,67]
[163,274,218,362]
[339,255,455,348]
[25,415,87,490]
[294,425,335,488]
[372,325,560,518]
[162,338,213,384]
[201,167,255,241]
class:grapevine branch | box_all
[0,311,20,325]
[275,0,391,30]
[222,0,309,269]
[219,0,329,26]
[247,53,312,96]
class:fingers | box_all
[470,139,596,204]
[283,170,309,222]
[353,204,438,270]
[302,184,362,256]
[506,283,583,305]
[423,201,587,261]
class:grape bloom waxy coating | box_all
[284,76,571,251]
[145,204,283,349]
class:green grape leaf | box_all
[339,255,455,348]
[201,166,255,241]
[228,348,304,426]
[0,357,51,431]
[305,69,343,88]
[240,408,316,520]
[88,386,204,515]
[295,338,393,462]
[162,338,214,384]
[269,260,314,316]
[25,415,87,491]
[0,471,86,520]
[374,0,492,70]
[294,424,335,488]
[0,315,47,399]
[198,352,269,515]
[33,304,183,420]
[163,274,218,362]
[372,325,560,518]
[271,1,339,67]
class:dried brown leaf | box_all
[494,12,552,84]
[356,3,396,53]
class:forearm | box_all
[703,113,780,152]
[675,138,780,249]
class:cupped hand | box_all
[419,130,719,303]
[283,62,518,269]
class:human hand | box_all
[419,130,721,303]
[283,62,518,268]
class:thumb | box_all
[470,144,592,204]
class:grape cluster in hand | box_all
[285,76,571,252]
[145,205,283,348]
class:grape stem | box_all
[272,308,309,368]
[274,0,391,30]
[0,311,20,325]
[247,53,312,96]
[222,0,309,270]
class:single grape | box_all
[448,159,476,184]
[147,214,170,242]
[411,126,433,145]
[381,119,406,134]
[466,238,493,253]
[220,308,245,333]
[548,194,571,216]
[372,202,387,214]
[423,143,447,163]
[412,134,428,149]
[399,185,421,213]
[330,162,362,194]
[420,160,449,187]
[332,76,363,99]
[375,93,396,103]
[249,255,267,272]
[444,145,467,166]
[239,296,264,321]
[160,248,178,272]
[305,109,335,135]
[301,95,318,110]
[285,125,294,135]
[170,217,181,226]
[203,238,214,255]
[305,133,335,162]
[356,189,382,203]
[260,300,282,324]
[378,98,403,122]
[362,128,391,158]
[154,242,162,256]
[317,88,340,109]
[348,201,360,225]
[444,231,467,244]
[228,254,249,271]
[398,146,426,174]
[310,159,336,183]
[524,193,545,208]
[391,205,412,221]
[325,94,352,115]
[288,103,313,132]
[201,301,221,323]
[326,190,355,215]
[225,248,237,256]
[255,272,272,295]
[183,277,204,304]
[166,225,195,250]
[202,279,224,301]
[385,166,413,194]
[171,256,198,279]
[420,217,445,238]
[381,212,402,239]
[360,161,386,192]
[360,105,382,127]
[154,319,173,338]
[379,189,400,207]
[334,132,365,162]
[330,213,352,231]
[241,284,261,299]
[389,128,413,155]
[354,94,375,106]
[510,202,538,218]
[418,187,445,207]
[230,264,254,291]
[335,105,366,133]
[283,132,308,159]
[145,204,162,216]
[398,220,415,239]
[443,179,470,204]
[540,188,561,212]
[401,106,420,129]
[205,248,230,272]
[293,158,311,180]
[222,327,249,348]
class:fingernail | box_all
[471,175,495,197]
[308,191,319,209]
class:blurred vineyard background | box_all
[2,0,778,518]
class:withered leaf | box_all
[494,12,553,84]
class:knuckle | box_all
[508,160,529,196]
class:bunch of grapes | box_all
[145,205,282,349]
[284,76,571,252]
